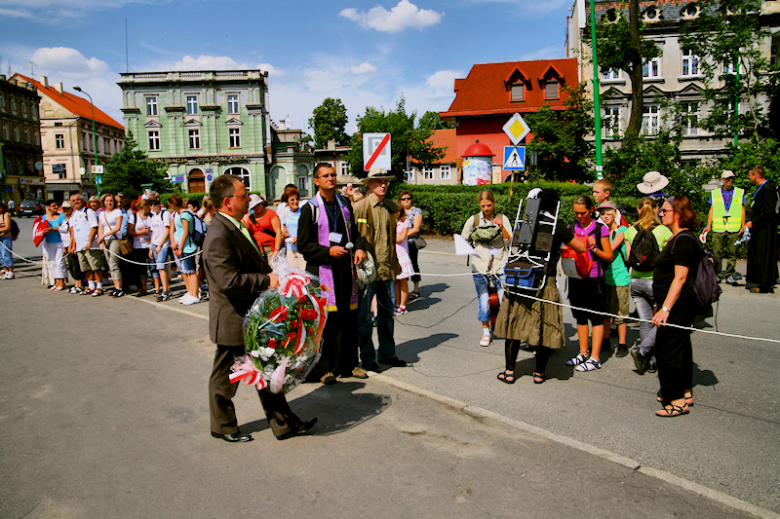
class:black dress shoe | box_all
[362,361,383,373]
[380,357,408,368]
[211,431,253,443]
[277,417,318,441]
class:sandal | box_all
[81,288,93,296]
[91,289,103,297]
[533,372,546,384]
[657,394,694,407]
[479,333,491,347]
[497,371,516,384]
[655,403,689,418]
[575,358,602,372]
[566,353,588,366]
[408,291,420,301]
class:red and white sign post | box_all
[363,133,392,171]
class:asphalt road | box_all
[1,218,778,518]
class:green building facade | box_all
[118,69,312,199]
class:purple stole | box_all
[314,192,359,311]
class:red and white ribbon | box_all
[229,356,267,390]
[280,272,311,300]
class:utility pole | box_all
[589,0,604,179]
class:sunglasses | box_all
[659,208,673,215]
[400,197,412,201]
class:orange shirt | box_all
[242,208,278,249]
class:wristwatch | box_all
[662,306,670,312]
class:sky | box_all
[0,0,576,135]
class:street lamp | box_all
[72,86,99,177]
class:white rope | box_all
[103,245,201,266]
[0,240,47,265]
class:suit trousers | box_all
[209,345,301,437]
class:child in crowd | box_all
[593,179,629,228]
[598,201,630,357]
[394,205,413,316]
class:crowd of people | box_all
[467,166,777,419]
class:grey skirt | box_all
[493,275,566,349]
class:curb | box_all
[372,373,779,519]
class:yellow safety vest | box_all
[712,187,743,232]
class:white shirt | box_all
[129,212,152,249]
[58,213,71,244]
[71,207,100,250]
[101,208,123,240]
[149,209,171,247]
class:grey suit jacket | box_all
[203,212,271,346]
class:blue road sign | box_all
[503,146,525,171]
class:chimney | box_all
[55,82,63,94]
[327,139,335,151]
[41,76,48,88]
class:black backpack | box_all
[671,233,722,306]
[10,218,19,241]
[627,224,660,272]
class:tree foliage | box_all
[308,97,350,149]
[525,83,595,182]
[102,132,172,197]
[417,111,452,133]
[347,98,446,181]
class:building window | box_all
[722,62,736,74]
[545,81,559,99]
[23,127,29,143]
[229,127,241,148]
[13,126,19,142]
[146,96,158,116]
[2,122,8,140]
[32,105,38,121]
[511,83,524,101]
[643,57,661,78]
[297,176,307,192]
[423,166,434,180]
[340,161,349,176]
[227,94,239,114]
[681,102,699,135]
[104,137,110,154]
[681,49,699,76]
[53,163,67,179]
[604,106,622,138]
[188,129,200,149]
[34,130,39,144]
[224,166,251,189]
[11,98,17,115]
[642,105,661,135]
[148,130,161,151]
[771,35,779,66]
[602,68,621,81]
[0,93,5,111]
[440,165,451,180]
[21,102,27,117]
[186,95,199,115]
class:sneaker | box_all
[566,353,589,366]
[630,348,647,375]
[182,294,200,305]
[616,344,629,358]
[4,272,14,279]
[111,289,125,298]
[351,366,369,379]
[393,305,407,316]
[646,361,657,373]
[575,358,602,372]
[157,291,171,302]
[725,275,735,285]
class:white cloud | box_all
[31,47,110,78]
[425,70,462,94]
[340,0,443,33]
[351,62,377,74]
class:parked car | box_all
[18,199,45,217]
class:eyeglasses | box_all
[316,173,337,179]
[230,192,249,200]
[659,208,673,215]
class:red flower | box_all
[290,320,298,329]
[268,339,278,349]
[301,308,318,321]
[269,306,288,323]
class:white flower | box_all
[249,350,262,358]
[258,347,276,362]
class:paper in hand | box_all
[454,234,479,256]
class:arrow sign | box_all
[363,133,391,171]
[503,146,525,171]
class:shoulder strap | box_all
[473,213,480,228]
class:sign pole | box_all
[589,0,604,179]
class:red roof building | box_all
[407,128,459,185]
[440,58,579,182]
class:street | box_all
[1,219,778,518]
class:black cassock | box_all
[746,180,779,289]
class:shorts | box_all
[78,249,106,272]
[568,276,607,326]
[153,243,171,270]
[179,253,196,275]
[606,284,630,325]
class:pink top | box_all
[396,219,411,256]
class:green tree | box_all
[525,83,595,182]
[593,0,661,142]
[417,110,452,133]
[347,97,446,181]
[102,132,172,197]
[679,0,780,143]
[308,97,350,149]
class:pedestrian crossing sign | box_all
[503,146,525,171]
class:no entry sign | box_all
[363,133,391,171]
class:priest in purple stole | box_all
[298,163,369,384]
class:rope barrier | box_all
[0,241,47,265]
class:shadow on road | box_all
[396,332,459,363]
[240,382,391,437]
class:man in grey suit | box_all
[203,174,316,442]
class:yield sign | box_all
[503,113,531,145]
[363,132,392,171]
[503,146,525,171]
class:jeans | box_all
[0,236,13,267]
[357,280,396,365]
[473,272,505,322]
[630,277,656,356]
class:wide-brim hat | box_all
[248,194,264,210]
[361,167,395,185]
[637,171,669,194]
[721,170,736,179]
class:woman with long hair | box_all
[565,195,613,372]
[168,193,200,305]
[127,199,153,296]
[41,199,68,290]
[651,195,703,417]
[243,195,283,259]
[625,197,673,374]
[399,190,423,300]
[461,190,512,347]
[98,193,124,297]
